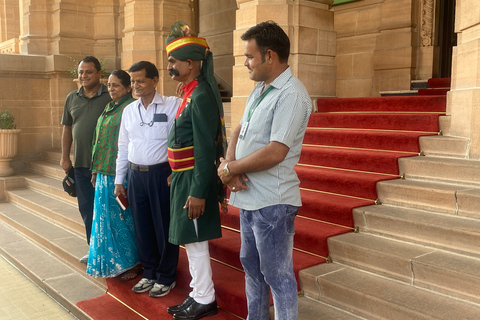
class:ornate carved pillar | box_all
[232,0,336,128]
[416,0,436,79]
[121,0,194,95]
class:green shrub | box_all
[0,110,16,129]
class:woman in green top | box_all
[86,70,141,279]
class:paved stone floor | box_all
[0,255,76,320]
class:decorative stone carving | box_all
[421,0,434,47]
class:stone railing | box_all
[0,38,20,54]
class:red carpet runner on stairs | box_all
[77,94,447,319]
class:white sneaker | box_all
[132,278,155,293]
[79,253,88,264]
[149,281,176,298]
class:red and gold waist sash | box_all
[168,146,194,172]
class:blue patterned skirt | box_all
[86,174,139,278]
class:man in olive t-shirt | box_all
[60,56,112,263]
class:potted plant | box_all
[66,57,109,89]
[0,109,21,176]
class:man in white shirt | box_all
[114,61,181,298]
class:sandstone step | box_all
[297,296,366,320]
[418,135,468,158]
[353,204,480,257]
[399,156,480,185]
[0,222,104,320]
[6,187,84,235]
[456,188,480,219]
[20,171,77,205]
[376,178,471,214]
[300,263,480,320]
[41,148,62,163]
[328,232,480,304]
[328,232,432,283]
[0,201,92,276]
[27,159,65,179]
[438,115,451,135]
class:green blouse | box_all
[91,93,136,176]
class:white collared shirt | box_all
[115,92,181,184]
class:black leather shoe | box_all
[173,300,218,320]
[167,296,195,315]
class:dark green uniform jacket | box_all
[168,75,222,245]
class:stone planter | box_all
[0,129,21,176]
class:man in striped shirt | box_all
[218,21,311,320]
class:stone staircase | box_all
[0,149,365,320]
[300,122,480,318]
[0,150,105,320]
[2,117,480,319]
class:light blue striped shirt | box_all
[230,67,311,210]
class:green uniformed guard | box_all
[165,21,227,320]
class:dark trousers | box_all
[127,163,179,285]
[74,167,95,245]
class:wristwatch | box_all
[223,162,231,177]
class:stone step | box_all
[419,135,468,158]
[297,296,366,320]
[328,232,480,304]
[410,80,429,90]
[399,156,480,186]
[6,187,84,235]
[41,148,63,163]
[20,171,77,205]
[300,264,480,320]
[376,178,474,214]
[438,115,451,135]
[0,222,103,320]
[27,159,65,179]
[353,204,480,257]
[0,201,94,278]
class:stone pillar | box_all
[121,0,194,96]
[447,0,480,159]
[0,0,21,43]
[372,0,416,93]
[19,0,50,55]
[198,0,237,92]
[232,0,336,129]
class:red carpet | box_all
[418,77,451,96]
[77,94,447,319]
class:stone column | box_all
[19,0,50,55]
[232,0,336,129]
[0,0,21,43]
[121,0,194,95]
[372,0,416,93]
[447,0,480,159]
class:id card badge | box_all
[239,122,249,139]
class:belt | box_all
[129,162,169,172]
[168,146,195,172]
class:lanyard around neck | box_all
[138,103,158,127]
[247,86,273,122]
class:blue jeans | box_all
[240,204,298,320]
[74,167,95,245]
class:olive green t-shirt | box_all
[61,83,112,168]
